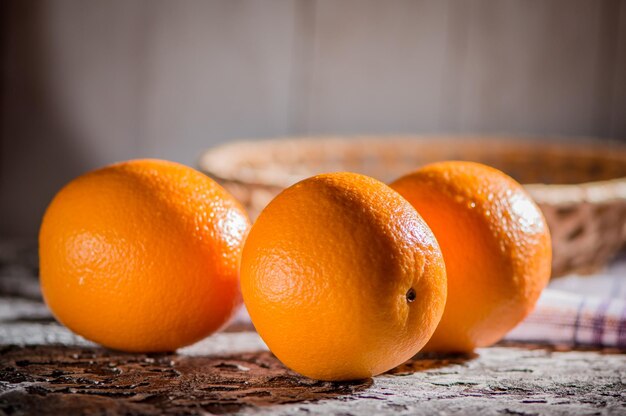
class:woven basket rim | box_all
[198,135,626,205]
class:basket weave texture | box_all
[199,136,626,277]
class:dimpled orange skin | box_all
[241,172,447,381]
[39,159,250,352]
[390,161,552,352]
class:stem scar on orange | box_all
[391,161,552,352]
[39,159,250,352]
[240,172,447,381]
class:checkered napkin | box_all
[505,258,626,348]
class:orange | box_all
[390,161,551,352]
[39,159,250,352]
[240,172,447,381]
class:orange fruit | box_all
[39,159,250,352]
[240,172,447,381]
[390,161,551,352]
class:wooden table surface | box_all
[1,242,624,415]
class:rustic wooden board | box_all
[1,243,625,415]
[1,319,625,415]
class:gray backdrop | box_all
[2,0,625,238]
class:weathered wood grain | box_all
[1,241,626,415]
[0,326,625,415]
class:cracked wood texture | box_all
[0,242,625,415]
[1,323,625,415]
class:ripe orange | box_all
[240,172,447,381]
[39,159,250,352]
[390,161,551,352]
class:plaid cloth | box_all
[505,257,626,348]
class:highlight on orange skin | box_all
[391,161,552,352]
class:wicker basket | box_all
[199,136,626,277]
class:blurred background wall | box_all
[1,0,625,238]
